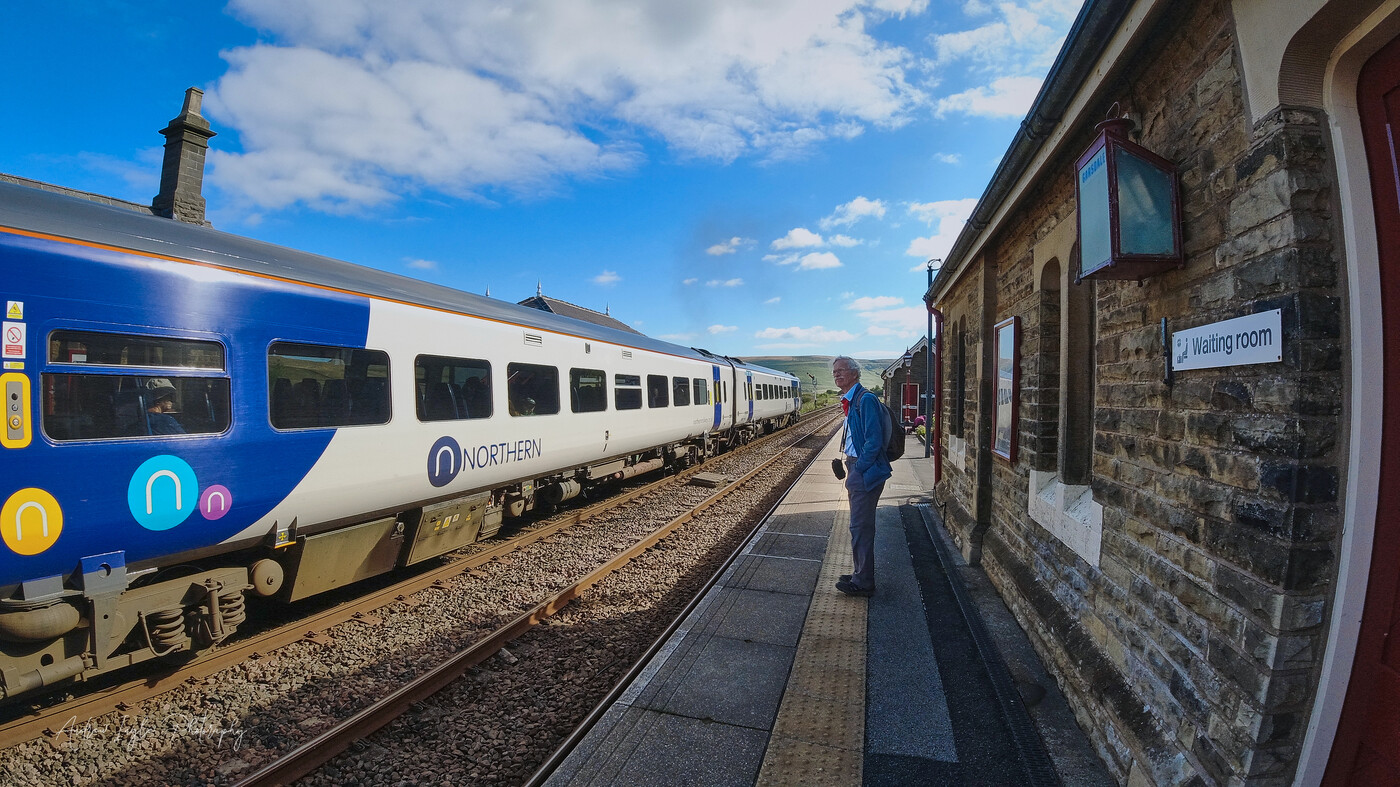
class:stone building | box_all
[923,0,1399,784]
[880,337,933,428]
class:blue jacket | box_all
[845,383,892,491]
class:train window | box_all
[42,374,230,441]
[570,368,607,413]
[415,355,491,421]
[692,378,708,405]
[615,374,642,410]
[647,375,669,408]
[747,382,753,400]
[672,376,690,406]
[48,329,225,370]
[507,363,559,416]
[269,342,390,429]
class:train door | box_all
[746,373,754,422]
[1325,31,1400,786]
[711,365,722,430]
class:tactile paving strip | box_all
[756,433,865,787]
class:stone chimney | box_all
[152,87,216,225]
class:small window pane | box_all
[415,355,491,421]
[42,374,230,441]
[507,362,559,416]
[571,368,607,413]
[647,374,668,408]
[49,330,225,370]
[615,374,642,410]
[672,376,690,406]
[270,342,390,429]
[692,378,708,405]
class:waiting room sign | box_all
[1171,309,1283,371]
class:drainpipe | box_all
[926,299,944,485]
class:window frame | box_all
[415,354,492,422]
[506,361,561,417]
[269,341,392,430]
[570,367,608,413]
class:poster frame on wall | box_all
[992,316,1020,462]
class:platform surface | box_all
[546,431,1114,787]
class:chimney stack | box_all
[152,87,216,225]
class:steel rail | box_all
[232,412,840,787]
[0,412,832,750]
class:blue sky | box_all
[2,0,1080,360]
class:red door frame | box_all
[901,382,919,424]
[1324,31,1400,786]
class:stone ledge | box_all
[1028,469,1103,567]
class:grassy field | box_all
[742,355,892,395]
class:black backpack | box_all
[858,391,906,462]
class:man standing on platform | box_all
[831,356,891,596]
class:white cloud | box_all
[847,295,903,310]
[798,252,842,270]
[905,197,977,267]
[765,252,800,265]
[820,196,886,229]
[933,152,961,164]
[708,324,738,334]
[934,75,1044,119]
[593,269,621,284]
[928,1,1079,121]
[208,0,929,210]
[828,234,860,247]
[706,278,744,287]
[405,257,438,270]
[706,236,751,256]
[764,296,781,304]
[771,227,824,250]
[682,277,698,285]
[855,305,929,338]
[755,325,856,343]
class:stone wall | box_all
[931,1,1346,784]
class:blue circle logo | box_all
[427,436,461,488]
[128,455,199,531]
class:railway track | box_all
[0,409,839,786]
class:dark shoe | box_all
[840,574,851,583]
[836,579,874,596]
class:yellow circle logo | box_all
[2,489,63,556]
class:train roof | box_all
[0,179,752,365]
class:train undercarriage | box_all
[0,416,799,703]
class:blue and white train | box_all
[0,180,799,701]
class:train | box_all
[0,180,799,702]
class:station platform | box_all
[544,431,1115,786]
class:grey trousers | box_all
[844,457,884,590]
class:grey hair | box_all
[832,355,858,371]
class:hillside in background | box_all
[741,355,892,393]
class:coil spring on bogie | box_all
[141,608,187,657]
[219,591,246,632]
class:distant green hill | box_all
[742,355,892,394]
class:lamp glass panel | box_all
[1116,148,1176,255]
[1078,146,1111,272]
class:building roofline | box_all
[925,0,1148,304]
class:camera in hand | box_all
[831,458,846,480]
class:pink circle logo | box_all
[199,485,233,520]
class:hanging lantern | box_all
[1075,113,1183,282]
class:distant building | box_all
[517,286,643,335]
[880,337,932,428]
